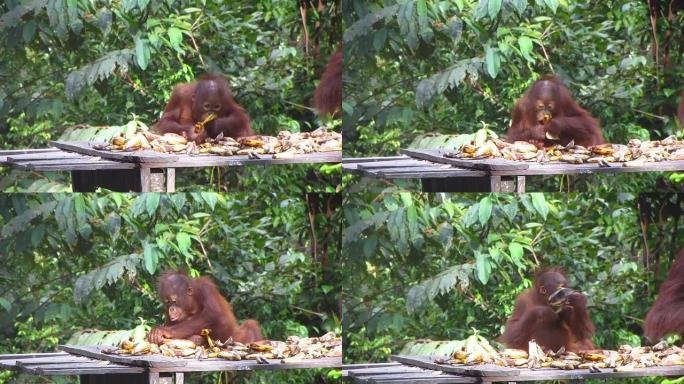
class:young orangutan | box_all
[498,268,595,352]
[147,271,261,346]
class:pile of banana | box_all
[444,136,684,166]
[101,331,341,364]
[92,127,342,159]
[435,336,684,372]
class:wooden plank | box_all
[401,149,528,172]
[150,356,342,373]
[492,160,684,176]
[13,158,109,169]
[0,148,60,156]
[374,167,485,178]
[141,151,341,169]
[484,365,684,381]
[27,162,136,171]
[38,366,146,375]
[0,149,61,163]
[0,352,68,360]
[23,361,131,375]
[342,363,403,370]
[343,156,408,164]
[356,159,435,169]
[6,152,86,162]
[348,366,424,377]
[16,355,90,365]
[0,352,71,370]
[366,372,475,383]
[59,345,187,368]
[391,356,518,377]
[51,141,179,163]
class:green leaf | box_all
[518,35,533,61]
[22,20,37,42]
[475,253,491,284]
[0,297,11,312]
[176,232,191,254]
[474,0,489,20]
[145,193,160,216]
[488,0,502,18]
[485,47,500,78]
[478,196,492,225]
[530,193,549,220]
[508,242,525,268]
[511,0,527,14]
[168,27,183,50]
[542,0,559,13]
[143,243,159,274]
[201,192,218,210]
[416,0,432,42]
[135,37,150,70]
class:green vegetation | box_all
[0,192,341,383]
[0,0,341,192]
[343,191,683,365]
[342,0,684,191]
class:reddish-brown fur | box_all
[153,73,254,143]
[506,76,604,148]
[644,249,684,342]
[147,271,262,346]
[498,268,595,352]
[313,47,342,117]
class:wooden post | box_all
[166,168,176,192]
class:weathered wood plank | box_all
[15,355,90,365]
[348,366,424,377]
[27,162,136,171]
[38,366,146,375]
[59,345,188,368]
[0,149,61,164]
[492,160,684,176]
[141,151,341,168]
[343,156,408,164]
[401,149,529,171]
[391,356,518,377]
[483,365,684,381]
[51,141,179,163]
[149,356,342,373]
[0,352,68,360]
[356,159,435,169]
[374,167,484,178]
[0,148,60,155]
[13,158,110,169]
[6,152,86,162]
[365,372,475,383]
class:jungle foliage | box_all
[0,0,341,192]
[342,0,684,159]
[0,192,341,383]
[343,191,683,365]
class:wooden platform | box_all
[0,349,342,383]
[343,152,684,192]
[343,358,684,383]
[0,144,341,192]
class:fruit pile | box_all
[101,331,341,364]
